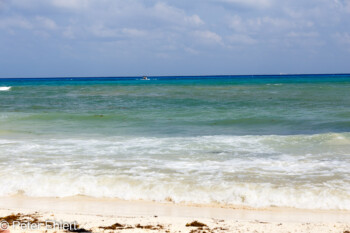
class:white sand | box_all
[0,196,349,233]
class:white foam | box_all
[0,86,11,91]
[0,133,349,210]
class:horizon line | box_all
[1,73,350,79]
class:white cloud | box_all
[88,24,149,40]
[1,0,350,76]
[229,15,245,32]
[52,1,205,41]
[51,0,89,9]
[185,15,204,26]
[193,30,222,44]
[229,15,314,35]
[89,24,119,38]
[287,31,318,38]
[0,16,32,30]
[184,47,200,54]
[220,0,272,8]
[333,0,350,13]
[122,28,147,37]
[260,17,293,28]
[228,34,257,44]
[333,32,350,44]
[36,16,57,30]
[151,2,204,27]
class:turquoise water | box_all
[0,75,350,209]
[2,75,350,137]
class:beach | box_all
[2,0,350,229]
[1,76,350,232]
[1,196,350,233]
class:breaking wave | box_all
[0,87,11,91]
[0,133,349,210]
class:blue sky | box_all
[0,0,350,77]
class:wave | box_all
[0,133,349,210]
[1,174,349,210]
[0,86,11,91]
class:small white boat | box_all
[0,86,11,91]
[142,76,150,80]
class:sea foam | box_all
[0,133,349,210]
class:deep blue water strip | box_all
[0,73,350,82]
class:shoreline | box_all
[1,196,350,232]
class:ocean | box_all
[0,74,350,210]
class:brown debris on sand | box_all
[99,223,125,230]
[186,221,208,227]
[0,213,41,225]
[135,224,163,230]
[99,223,164,231]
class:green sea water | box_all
[1,75,350,137]
[0,75,350,209]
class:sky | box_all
[0,0,350,77]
